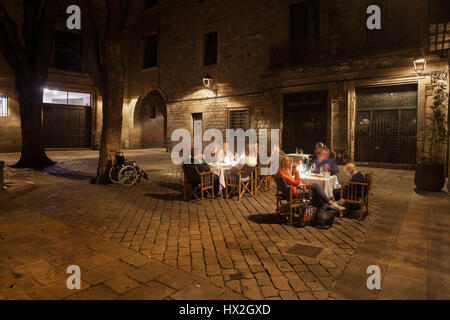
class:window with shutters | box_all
[204,32,218,65]
[145,0,158,10]
[143,34,158,69]
[0,97,7,117]
[290,1,320,44]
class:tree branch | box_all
[0,2,31,76]
[22,0,42,56]
[32,0,63,82]
[81,0,107,95]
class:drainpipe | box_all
[0,161,4,190]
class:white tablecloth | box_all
[299,174,339,199]
[210,164,234,194]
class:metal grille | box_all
[227,108,249,130]
[0,97,7,117]
[355,111,417,164]
[429,22,450,53]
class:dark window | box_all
[145,0,158,10]
[54,30,82,71]
[192,113,203,131]
[228,108,249,130]
[0,96,7,117]
[149,106,156,119]
[143,34,158,69]
[204,32,217,65]
[290,1,320,42]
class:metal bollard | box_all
[0,161,4,190]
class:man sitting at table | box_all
[333,163,365,202]
[311,142,325,163]
[275,156,345,211]
[216,142,234,164]
[311,147,339,175]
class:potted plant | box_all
[415,80,448,191]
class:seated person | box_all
[275,156,345,211]
[272,143,285,157]
[333,163,365,202]
[184,148,220,197]
[216,142,234,164]
[311,147,339,175]
[231,145,257,182]
[311,142,325,163]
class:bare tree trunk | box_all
[96,92,123,184]
[81,0,127,184]
[13,79,53,168]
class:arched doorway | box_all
[134,90,167,148]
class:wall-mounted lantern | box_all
[413,57,448,81]
[203,74,213,88]
[413,57,427,74]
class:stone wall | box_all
[0,0,448,166]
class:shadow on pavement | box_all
[413,188,448,197]
[247,214,285,225]
[42,165,95,181]
[155,181,183,192]
[145,193,183,201]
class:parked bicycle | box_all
[109,152,148,186]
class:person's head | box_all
[344,163,357,177]
[315,142,325,154]
[280,156,293,174]
[322,147,331,160]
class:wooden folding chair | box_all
[225,165,256,201]
[182,164,215,203]
[274,176,312,225]
[340,172,373,221]
[255,165,272,194]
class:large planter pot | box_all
[414,163,445,191]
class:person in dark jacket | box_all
[184,148,220,197]
[333,163,365,201]
[311,147,339,175]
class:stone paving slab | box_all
[0,205,245,300]
[1,149,448,300]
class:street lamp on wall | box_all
[203,74,213,88]
[413,57,448,81]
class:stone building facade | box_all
[1,0,449,166]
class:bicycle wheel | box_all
[118,165,139,186]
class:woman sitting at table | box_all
[275,156,345,211]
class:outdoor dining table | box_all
[299,173,339,199]
[209,162,237,195]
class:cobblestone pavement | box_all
[1,149,448,300]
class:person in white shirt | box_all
[216,142,234,164]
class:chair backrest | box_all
[116,152,126,166]
[240,164,254,179]
[274,176,290,197]
[182,164,201,185]
[365,172,374,193]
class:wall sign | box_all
[356,84,418,109]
